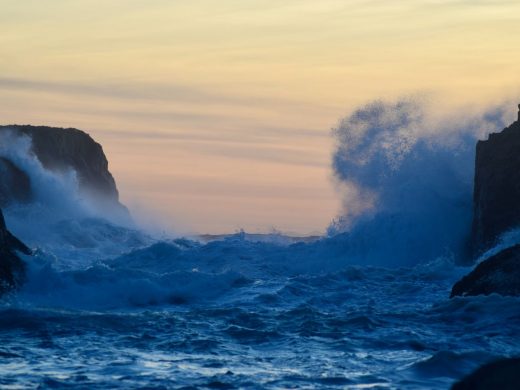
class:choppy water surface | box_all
[2,233,519,389]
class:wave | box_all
[2,232,468,310]
[329,98,512,265]
[16,253,249,309]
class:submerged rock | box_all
[451,358,520,390]
[450,244,520,297]
[471,106,520,255]
[0,208,31,295]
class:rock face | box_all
[0,207,31,295]
[452,107,520,298]
[0,157,31,206]
[451,358,520,390]
[471,108,520,255]
[451,244,520,297]
[0,125,128,219]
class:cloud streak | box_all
[0,76,334,114]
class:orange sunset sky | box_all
[2,0,520,234]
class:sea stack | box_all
[452,104,520,297]
[471,105,520,255]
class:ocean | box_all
[1,220,519,389]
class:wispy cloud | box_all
[0,76,334,114]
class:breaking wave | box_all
[329,98,512,265]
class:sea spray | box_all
[0,131,151,267]
[329,98,511,265]
[0,131,83,218]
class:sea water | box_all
[1,222,520,390]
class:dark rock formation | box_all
[0,207,31,295]
[451,357,520,390]
[452,106,520,298]
[0,157,31,206]
[451,244,520,297]
[0,125,128,219]
[0,125,119,201]
[471,106,520,255]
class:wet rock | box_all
[471,106,520,255]
[0,207,31,295]
[451,357,520,390]
[451,244,520,297]
[454,106,520,298]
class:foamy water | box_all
[1,223,519,389]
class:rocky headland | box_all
[0,125,128,218]
[0,125,129,296]
[471,107,520,256]
[452,106,520,298]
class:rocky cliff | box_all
[471,107,520,255]
[0,125,128,219]
[0,207,31,295]
[452,105,520,298]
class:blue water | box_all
[2,225,520,389]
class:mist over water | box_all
[0,131,83,218]
[329,98,511,265]
[0,131,150,268]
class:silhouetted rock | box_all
[452,106,520,298]
[451,357,520,390]
[471,106,520,255]
[0,207,31,296]
[0,157,31,207]
[451,244,520,297]
[0,125,129,220]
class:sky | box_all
[1,0,520,234]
